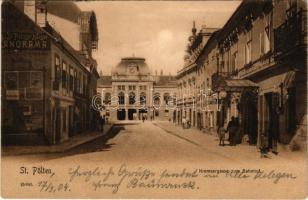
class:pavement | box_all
[153,121,306,162]
[1,120,307,198]
[1,124,114,156]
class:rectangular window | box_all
[54,54,60,80]
[143,86,147,90]
[80,73,83,94]
[73,70,77,92]
[139,86,143,90]
[264,15,271,53]
[121,85,125,90]
[62,109,66,132]
[260,32,264,55]
[83,75,87,95]
[62,61,67,90]
[245,30,252,64]
[118,86,122,90]
[231,51,237,73]
[69,66,74,92]
[77,72,81,93]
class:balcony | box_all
[211,72,231,91]
[274,9,307,58]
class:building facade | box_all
[2,1,99,145]
[97,57,177,122]
[175,0,307,151]
[212,0,307,151]
[175,22,219,131]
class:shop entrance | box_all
[265,92,279,151]
[117,109,126,120]
[241,90,258,144]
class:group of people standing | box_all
[218,116,241,146]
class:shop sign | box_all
[2,32,50,50]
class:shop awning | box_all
[216,79,258,92]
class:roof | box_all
[2,2,98,78]
[112,57,151,76]
[47,1,81,23]
[97,76,112,86]
[43,23,93,72]
[154,76,177,87]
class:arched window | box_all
[163,93,171,105]
[129,92,136,105]
[140,92,146,105]
[153,93,161,106]
[118,92,125,105]
[104,92,111,105]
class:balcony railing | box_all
[274,9,307,58]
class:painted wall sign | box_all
[2,32,50,50]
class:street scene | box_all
[1,0,307,198]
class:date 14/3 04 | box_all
[38,181,71,193]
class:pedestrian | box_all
[227,116,236,146]
[142,115,145,122]
[217,125,226,146]
[260,133,269,158]
[100,115,105,133]
[182,118,186,129]
[234,117,241,144]
[186,118,190,128]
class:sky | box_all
[76,1,241,75]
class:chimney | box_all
[23,0,47,27]
[24,0,36,22]
[160,69,163,76]
[36,0,47,27]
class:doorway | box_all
[265,92,279,151]
[128,109,136,120]
[241,90,258,144]
[117,109,126,120]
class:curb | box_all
[2,124,114,156]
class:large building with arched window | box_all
[97,57,177,121]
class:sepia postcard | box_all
[1,0,307,199]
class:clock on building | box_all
[128,63,137,74]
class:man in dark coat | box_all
[227,116,236,146]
